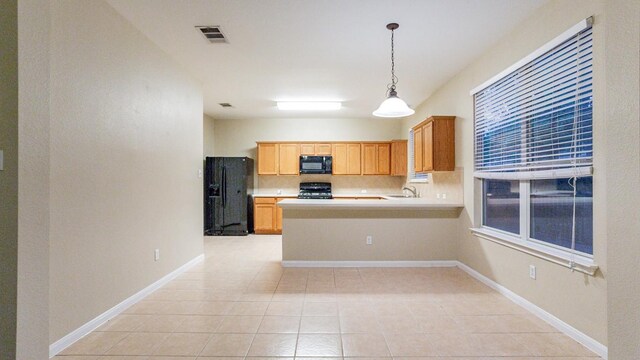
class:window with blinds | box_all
[474,25,593,180]
[471,18,595,259]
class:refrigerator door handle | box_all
[221,166,227,208]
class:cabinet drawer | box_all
[254,197,276,204]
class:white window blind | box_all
[473,21,593,180]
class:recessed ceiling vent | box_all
[196,26,228,43]
[218,103,233,108]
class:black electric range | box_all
[298,182,333,199]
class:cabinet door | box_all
[377,143,391,175]
[423,122,434,172]
[315,143,332,155]
[346,144,361,174]
[331,144,348,174]
[257,143,278,175]
[278,144,300,175]
[391,140,407,176]
[332,143,361,175]
[433,118,456,171]
[276,198,285,232]
[413,127,424,173]
[362,144,377,175]
[363,143,390,175]
[347,144,362,175]
[300,144,315,155]
[254,198,276,233]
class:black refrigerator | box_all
[204,157,254,236]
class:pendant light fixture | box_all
[373,23,415,118]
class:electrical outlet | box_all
[529,265,536,279]
[436,193,441,199]
[366,235,373,245]
[442,193,447,199]
[198,169,203,178]
[361,189,368,194]
[154,249,160,261]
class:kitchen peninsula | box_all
[278,197,463,266]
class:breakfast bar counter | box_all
[278,197,463,211]
[278,198,464,266]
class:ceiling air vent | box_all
[196,26,228,43]
[218,103,233,108]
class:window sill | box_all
[469,227,599,276]
[408,178,429,184]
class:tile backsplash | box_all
[409,167,464,203]
[257,168,463,202]
[258,175,406,195]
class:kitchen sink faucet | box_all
[402,185,418,198]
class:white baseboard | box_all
[49,253,205,358]
[282,260,458,268]
[456,261,608,359]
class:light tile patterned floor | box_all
[55,235,601,359]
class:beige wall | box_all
[0,1,18,358]
[214,117,406,192]
[214,117,404,159]
[283,209,460,261]
[605,0,640,358]
[16,0,51,358]
[49,0,204,343]
[403,0,608,345]
[204,114,215,157]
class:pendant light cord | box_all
[389,28,398,92]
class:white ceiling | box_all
[106,0,546,120]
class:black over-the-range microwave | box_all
[299,155,332,174]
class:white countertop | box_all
[252,193,298,198]
[278,197,463,210]
[252,193,404,198]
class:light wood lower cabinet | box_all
[275,198,285,232]
[254,197,292,234]
[254,197,277,234]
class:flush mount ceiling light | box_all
[373,23,415,118]
[277,101,342,111]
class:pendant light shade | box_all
[373,90,415,118]
[373,23,414,118]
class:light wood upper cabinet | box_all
[315,143,332,155]
[257,143,278,175]
[362,143,391,175]
[257,141,411,176]
[300,143,332,156]
[413,127,423,173]
[278,143,300,175]
[332,143,361,175]
[412,116,456,172]
[423,122,434,171]
[391,140,408,176]
[300,144,315,155]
